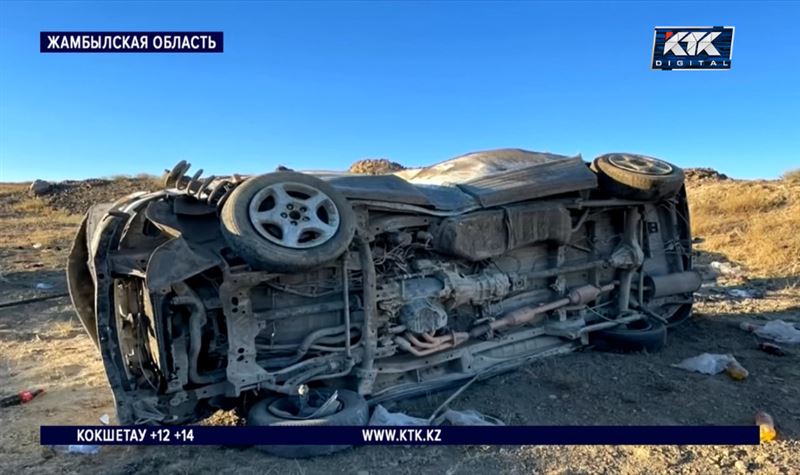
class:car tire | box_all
[220,172,356,272]
[246,389,369,458]
[592,153,684,201]
[590,318,667,353]
[665,303,694,328]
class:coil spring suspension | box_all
[165,160,244,209]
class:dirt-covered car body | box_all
[67,149,698,426]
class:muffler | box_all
[644,271,701,298]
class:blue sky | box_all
[0,1,798,181]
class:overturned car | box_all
[67,149,699,455]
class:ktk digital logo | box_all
[651,26,734,70]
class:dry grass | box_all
[47,319,86,339]
[0,193,82,270]
[0,182,29,198]
[783,168,800,184]
[688,178,800,279]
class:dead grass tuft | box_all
[12,197,66,216]
[49,320,80,339]
[783,168,800,183]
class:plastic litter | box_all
[758,342,786,356]
[53,445,100,455]
[67,445,100,455]
[35,282,54,290]
[725,360,749,380]
[99,414,110,425]
[709,261,744,278]
[0,388,44,408]
[727,288,760,299]
[754,320,800,344]
[674,353,749,380]
[673,353,737,375]
[368,404,428,426]
[368,404,504,427]
[755,411,776,442]
[442,409,504,426]
[425,375,480,424]
[739,321,758,332]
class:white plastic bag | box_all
[442,409,504,426]
[672,353,737,375]
[368,404,428,426]
[754,320,800,344]
[709,261,744,277]
[53,445,100,455]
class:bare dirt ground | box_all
[1,172,799,474]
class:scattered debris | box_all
[753,320,800,344]
[442,409,504,426]
[29,179,53,196]
[99,414,110,425]
[0,292,71,309]
[758,342,786,356]
[427,375,479,424]
[32,243,43,249]
[694,264,720,282]
[55,445,100,455]
[35,282,54,290]
[672,353,740,375]
[725,360,749,380]
[727,288,763,299]
[368,405,428,426]
[709,261,746,279]
[673,353,750,381]
[755,411,777,442]
[0,388,45,407]
[368,404,504,426]
[739,321,758,332]
[369,378,501,427]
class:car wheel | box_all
[665,303,694,328]
[220,172,356,272]
[247,389,368,458]
[592,153,684,201]
[590,317,667,353]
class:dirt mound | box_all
[348,158,405,175]
[685,167,730,183]
[43,177,162,215]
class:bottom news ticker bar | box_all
[40,425,760,446]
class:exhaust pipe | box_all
[644,271,701,298]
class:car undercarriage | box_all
[67,149,698,451]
